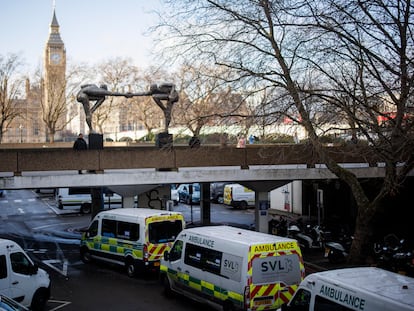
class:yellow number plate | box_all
[254,299,272,306]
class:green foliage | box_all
[260,133,294,144]
[138,132,156,142]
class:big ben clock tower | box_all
[43,8,66,142]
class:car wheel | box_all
[239,201,248,210]
[80,247,92,264]
[31,288,49,311]
[80,203,91,214]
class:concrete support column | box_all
[138,185,170,209]
[255,191,270,233]
[91,187,104,219]
[123,196,135,208]
[200,182,211,225]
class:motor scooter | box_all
[288,223,326,251]
[324,234,353,263]
[374,234,414,276]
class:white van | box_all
[0,239,50,311]
[280,267,414,311]
[160,225,305,311]
[80,208,185,276]
[56,187,122,214]
[223,183,255,209]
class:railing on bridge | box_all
[0,144,378,176]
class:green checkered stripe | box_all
[162,266,243,306]
[83,237,144,258]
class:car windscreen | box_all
[148,220,183,244]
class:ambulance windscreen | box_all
[148,220,183,244]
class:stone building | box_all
[3,9,66,143]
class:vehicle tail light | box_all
[144,244,148,262]
[244,286,250,310]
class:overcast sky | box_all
[0,0,163,73]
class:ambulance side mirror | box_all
[164,251,170,261]
[30,263,39,275]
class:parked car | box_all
[177,183,200,204]
[34,188,56,195]
[0,294,29,311]
[210,182,231,203]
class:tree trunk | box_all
[47,128,55,143]
[348,201,377,265]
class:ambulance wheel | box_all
[223,300,235,311]
[125,258,136,277]
[31,288,48,311]
[162,276,173,298]
[80,247,92,264]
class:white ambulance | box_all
[160,225,305,311]
[0,239,50,311]
[80,208,185,276]
[280,267,414,311]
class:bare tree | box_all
[129,67,171,137]
[0,54,23,143]
[37,61,89,142]
[172,63,251,142]
[92,58,141,134]
[154,0,414,264]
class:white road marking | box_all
[32,222,75,230]
[43,259,68,276]
[47,300,72,310]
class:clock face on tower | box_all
[51,53,61,64]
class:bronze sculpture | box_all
[76,83,178,133]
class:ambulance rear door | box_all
[248,242,305,310]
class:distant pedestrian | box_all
[237,136,246,148]
[294,132,299,144]
[248,134,255,144]
[73,133,87,174]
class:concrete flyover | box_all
[0,143,390,191]
[1,143,405,233]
